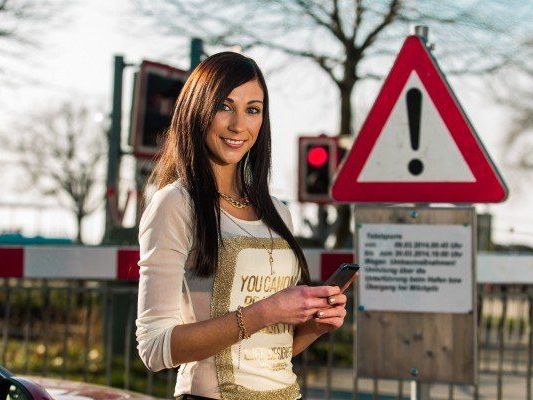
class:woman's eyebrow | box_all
[225,98,264,104]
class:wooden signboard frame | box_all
[353,206,477,385]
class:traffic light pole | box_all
[190,38,204,71]
[106,39,204,241]
[104,55,126,240]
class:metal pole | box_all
[410,380,430,400]
[104,55,125,240]
[104,283,114,386]
[410,367,431,399]
[410,24,435,51]
[190,38,204,71]
[410,369,419,400]
[526,287,533,400]
[352,204,359,400]
[496,288,508,400]
[407,29,432,397]
[410,381,417,400]
[1,280,11,366]
[325,330,334,399]
[410,25,429,41]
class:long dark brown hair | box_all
[149,52,310,284]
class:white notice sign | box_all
[357,224,472,313]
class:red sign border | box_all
[331,36,508,203]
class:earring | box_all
[243,150,251,184]
[243,150,250,171]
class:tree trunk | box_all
[76,212,83,244]
[339,83,354,136]
[317,204,329,244]
[333,79,357,249]
[333,204,351,248]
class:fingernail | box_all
[317,311,324,317]
[328,297,336,304]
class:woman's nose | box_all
[228,111,246,133]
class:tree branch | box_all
[358,0,400,53]
[292,0,335,35]
[351,0,364,43]
[330,0,347,44]
[357,72,383,81]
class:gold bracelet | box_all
[236,305,251,340]
[235,306,249,371]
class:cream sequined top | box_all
[136,181,302,399]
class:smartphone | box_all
[324,263,360,293]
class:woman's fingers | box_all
[303,285,341,298]
[315,305,347,319]
[299,286,342,310]
[305,297,331,309]
[315,317,344,328]
[326,293,347,306]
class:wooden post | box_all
[353,206,477,397]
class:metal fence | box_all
[0,278,532,399]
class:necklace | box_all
[220,208,275,274]
[218,191,250,209]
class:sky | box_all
[1,0,532,247]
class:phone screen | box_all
[324,263,360,292]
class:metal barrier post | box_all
[527,287,533,400]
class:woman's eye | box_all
[248,107,262,114]
[217,103,231,111]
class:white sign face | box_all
[357,223,472,313]
[358,71,475,182]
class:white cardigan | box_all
[136,181,302,399]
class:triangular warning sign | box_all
[331,36,508,203]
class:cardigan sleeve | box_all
[135,183,194,372]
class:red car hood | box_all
[24,376,162,400]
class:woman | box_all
[136,52,348,400]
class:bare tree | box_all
[481,34,533,201]
[139,0,531,247]
[0,0,65,84]
[498,39,533,170]
[9,102,107,243]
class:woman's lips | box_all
[221,137,245,149]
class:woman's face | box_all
[205,79,264,166]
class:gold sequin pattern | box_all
[210,236,301,400]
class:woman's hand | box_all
[311,291,348,335]
[264,285,341,326]
[293,291,348,340]
[291,290,348,356]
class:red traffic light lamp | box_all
[307,146,329,168]
[298,135,339,203]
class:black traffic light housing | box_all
[298,135,339,203]
[129,60,189,158]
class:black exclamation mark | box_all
[406,88,424,176]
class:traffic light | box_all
[298,136,338,203]
[130,60,189,158]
